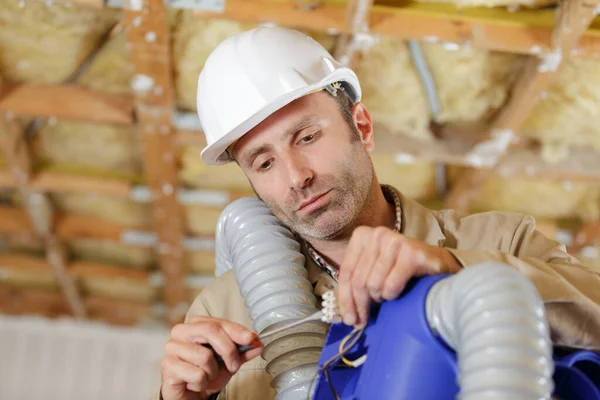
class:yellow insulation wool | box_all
[351,35,432,140]
[68,237,217,274]
[33,119,143,178]
[78,276,155,302]
[68,238,155,269]
[372,155,438,200]
[71,264,156,303]
[76,30,133,94]
[172,14,254,111]
[0,255,58,291]
[51,192,152,228]
[471,175,600,221]
[187,251,216,275]
[185,205,224,236]
[422,43,520,123]
[414,0,555,8]
[522,57,600,162]
[179,146,254,193]
[0,0,119,83]
[0,254,155,303]
[50,191,231,237]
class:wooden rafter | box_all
[0,206,140,243]
[446,0,600,214]
[0,253,156,324]
[11,0,600,60]
[183,0,600,59]
[124,0,187,324]
[0,83,134,125]
[2,124,600,207]
[0,169,248,209]
[0,114,87,319]
[0,287,151,326]
[0,206,217,255]
[0,253,152,288]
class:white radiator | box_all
[0,313,169,400]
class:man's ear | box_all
[352,102,374,151]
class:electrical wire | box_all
[324,367,339,400]
[307,327,366,400]
[339,329,368,367]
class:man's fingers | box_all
[367,234,403,301]
[338,227,370,326]
[343,235,377,325]
[240,346,264,363]
[338,226,369,283]
[338,277,357,326]
[186,381,203,393]
[351,227,387,285]
[165,340,219,381]
[220,320,257,346]
[161,354,208,392]
[381,243,418,300]
[349,229,393,327]
[352,284,370,329]
[202,323,243,373]
[172,321,242,373]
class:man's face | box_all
[232,91,374,241]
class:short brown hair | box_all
[332,86,360,141]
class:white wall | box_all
[0,314,169,400]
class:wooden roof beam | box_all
[0,114,87,319]
[0,83,134,125]
[188,0,600,59]
[0,286,151,326]
[445,0,600,214]
[124,0,189,324]
[0,253,150,282]
[0,206,216,252]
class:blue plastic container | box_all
[312,275,600,400]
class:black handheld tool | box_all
[204,343,257,365]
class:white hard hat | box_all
[196,26,362,165]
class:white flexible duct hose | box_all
[426,262,555,400]
[215,197,328,400]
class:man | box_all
[157,26,600,400]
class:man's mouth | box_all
[296,190,332,213]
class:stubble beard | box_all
[267,148,373,241]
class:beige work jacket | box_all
[152,187,600,400]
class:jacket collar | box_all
[390,186,447,248]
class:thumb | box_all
[220,320,258,345]
[220,321,264,362]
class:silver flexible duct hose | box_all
[426,262,554,400]
[215,197,329,400]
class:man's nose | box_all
[285,153,313,190]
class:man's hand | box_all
[337,226,461,328]
[160,316,263,400]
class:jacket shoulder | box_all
[186,270,254,330]
[431,207,532,251]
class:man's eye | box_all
[300,134,315,143]
[258,160,272,170]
